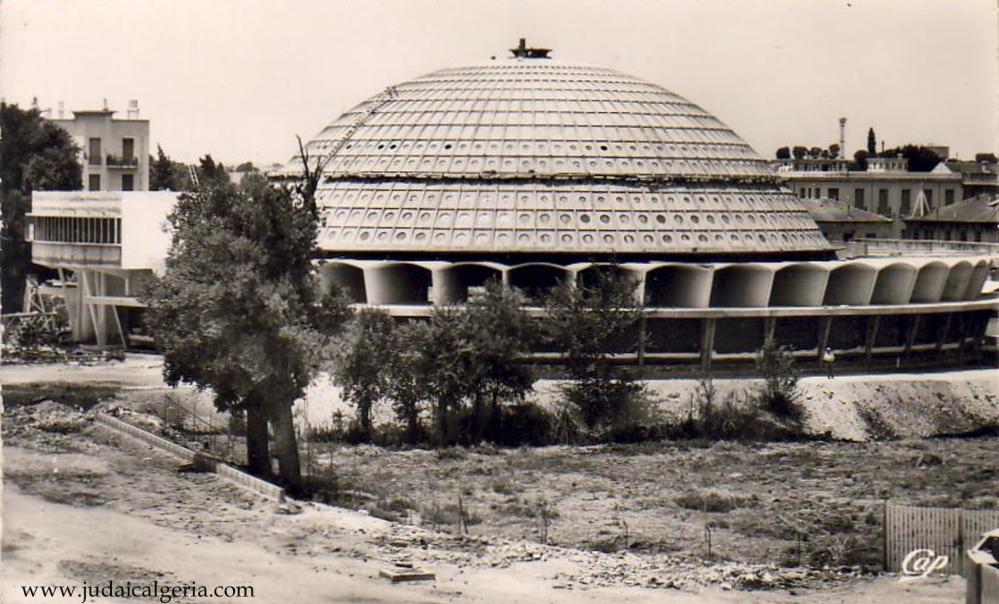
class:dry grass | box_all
[311,435,999,569]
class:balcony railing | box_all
[106,154,138,168]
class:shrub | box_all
[674,489,756,513]
[671,383,795,441]
[755,337,803,421]
[494,403,555,447]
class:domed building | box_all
[271,40,995,369]
[28,42,992,367]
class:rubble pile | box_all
[373,517,828,592]
[4,400,89,440]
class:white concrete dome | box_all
[281,49,833,258]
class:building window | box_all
[924,189,934,209]
[122,174,134,191]
[975,231,982,242]
[945,189,954,205]
[88,138,102,166]
[900,189,911,216]
[877,189,889,215]
[122,137,135,160]
[828,188,839,201]
[89,174,101,191]
[854,188,865,209]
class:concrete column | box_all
[904,314,921,358]
[817,316,833,358]
[700,318,716,373]
[864,316,881,364]
[935,313,953,353]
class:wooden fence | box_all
[885,502,999,575]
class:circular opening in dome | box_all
[377,144,385,149]
[599,214,610,224]
[444,144,452,150]
[600,145,608,151]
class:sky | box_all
[1,0,995,166]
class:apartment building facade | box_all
[48,104,150,192]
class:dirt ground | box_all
[2,357,986,602]
[1,400,967,603]
[315,436,998,567]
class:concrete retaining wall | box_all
[94,413,285,500]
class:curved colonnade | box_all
[317,256,992,309]
[316,255,996,366]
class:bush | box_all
[671,383,795,441]
[494,403,555,447]
[755,337,803,421]
[674,489,757,513]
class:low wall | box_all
[94,413,285,500]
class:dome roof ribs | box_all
[284,54,835,257]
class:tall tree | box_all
[149,145,193,191]
[775,146,791,160]
[0,103,82,313]
[866,128,877,155]
[792,146,807,160]
[462,281,536,441]
[543,267,647,430]
[332,309,396,441]
[143,171,350,491]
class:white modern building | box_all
[26,191,176,346]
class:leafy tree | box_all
[235,161,258,172]
[867,127,877,155]
[332,309,396,441]
[197,154,230,187]
[792,146,807,160]
[808,147,822,159]
[828,143,840,159]
[384,322,428,443]
[377,281,536,446]
[411,307,476,445]
[142,171,350,491]
[974,153,997,164]
[775,146,791,160]
[0,102,82,313]
[149,145,192,191]
[852,149,869,171]
[543,267,647,430]
[463,281,536,441]
[881,145,942,172]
